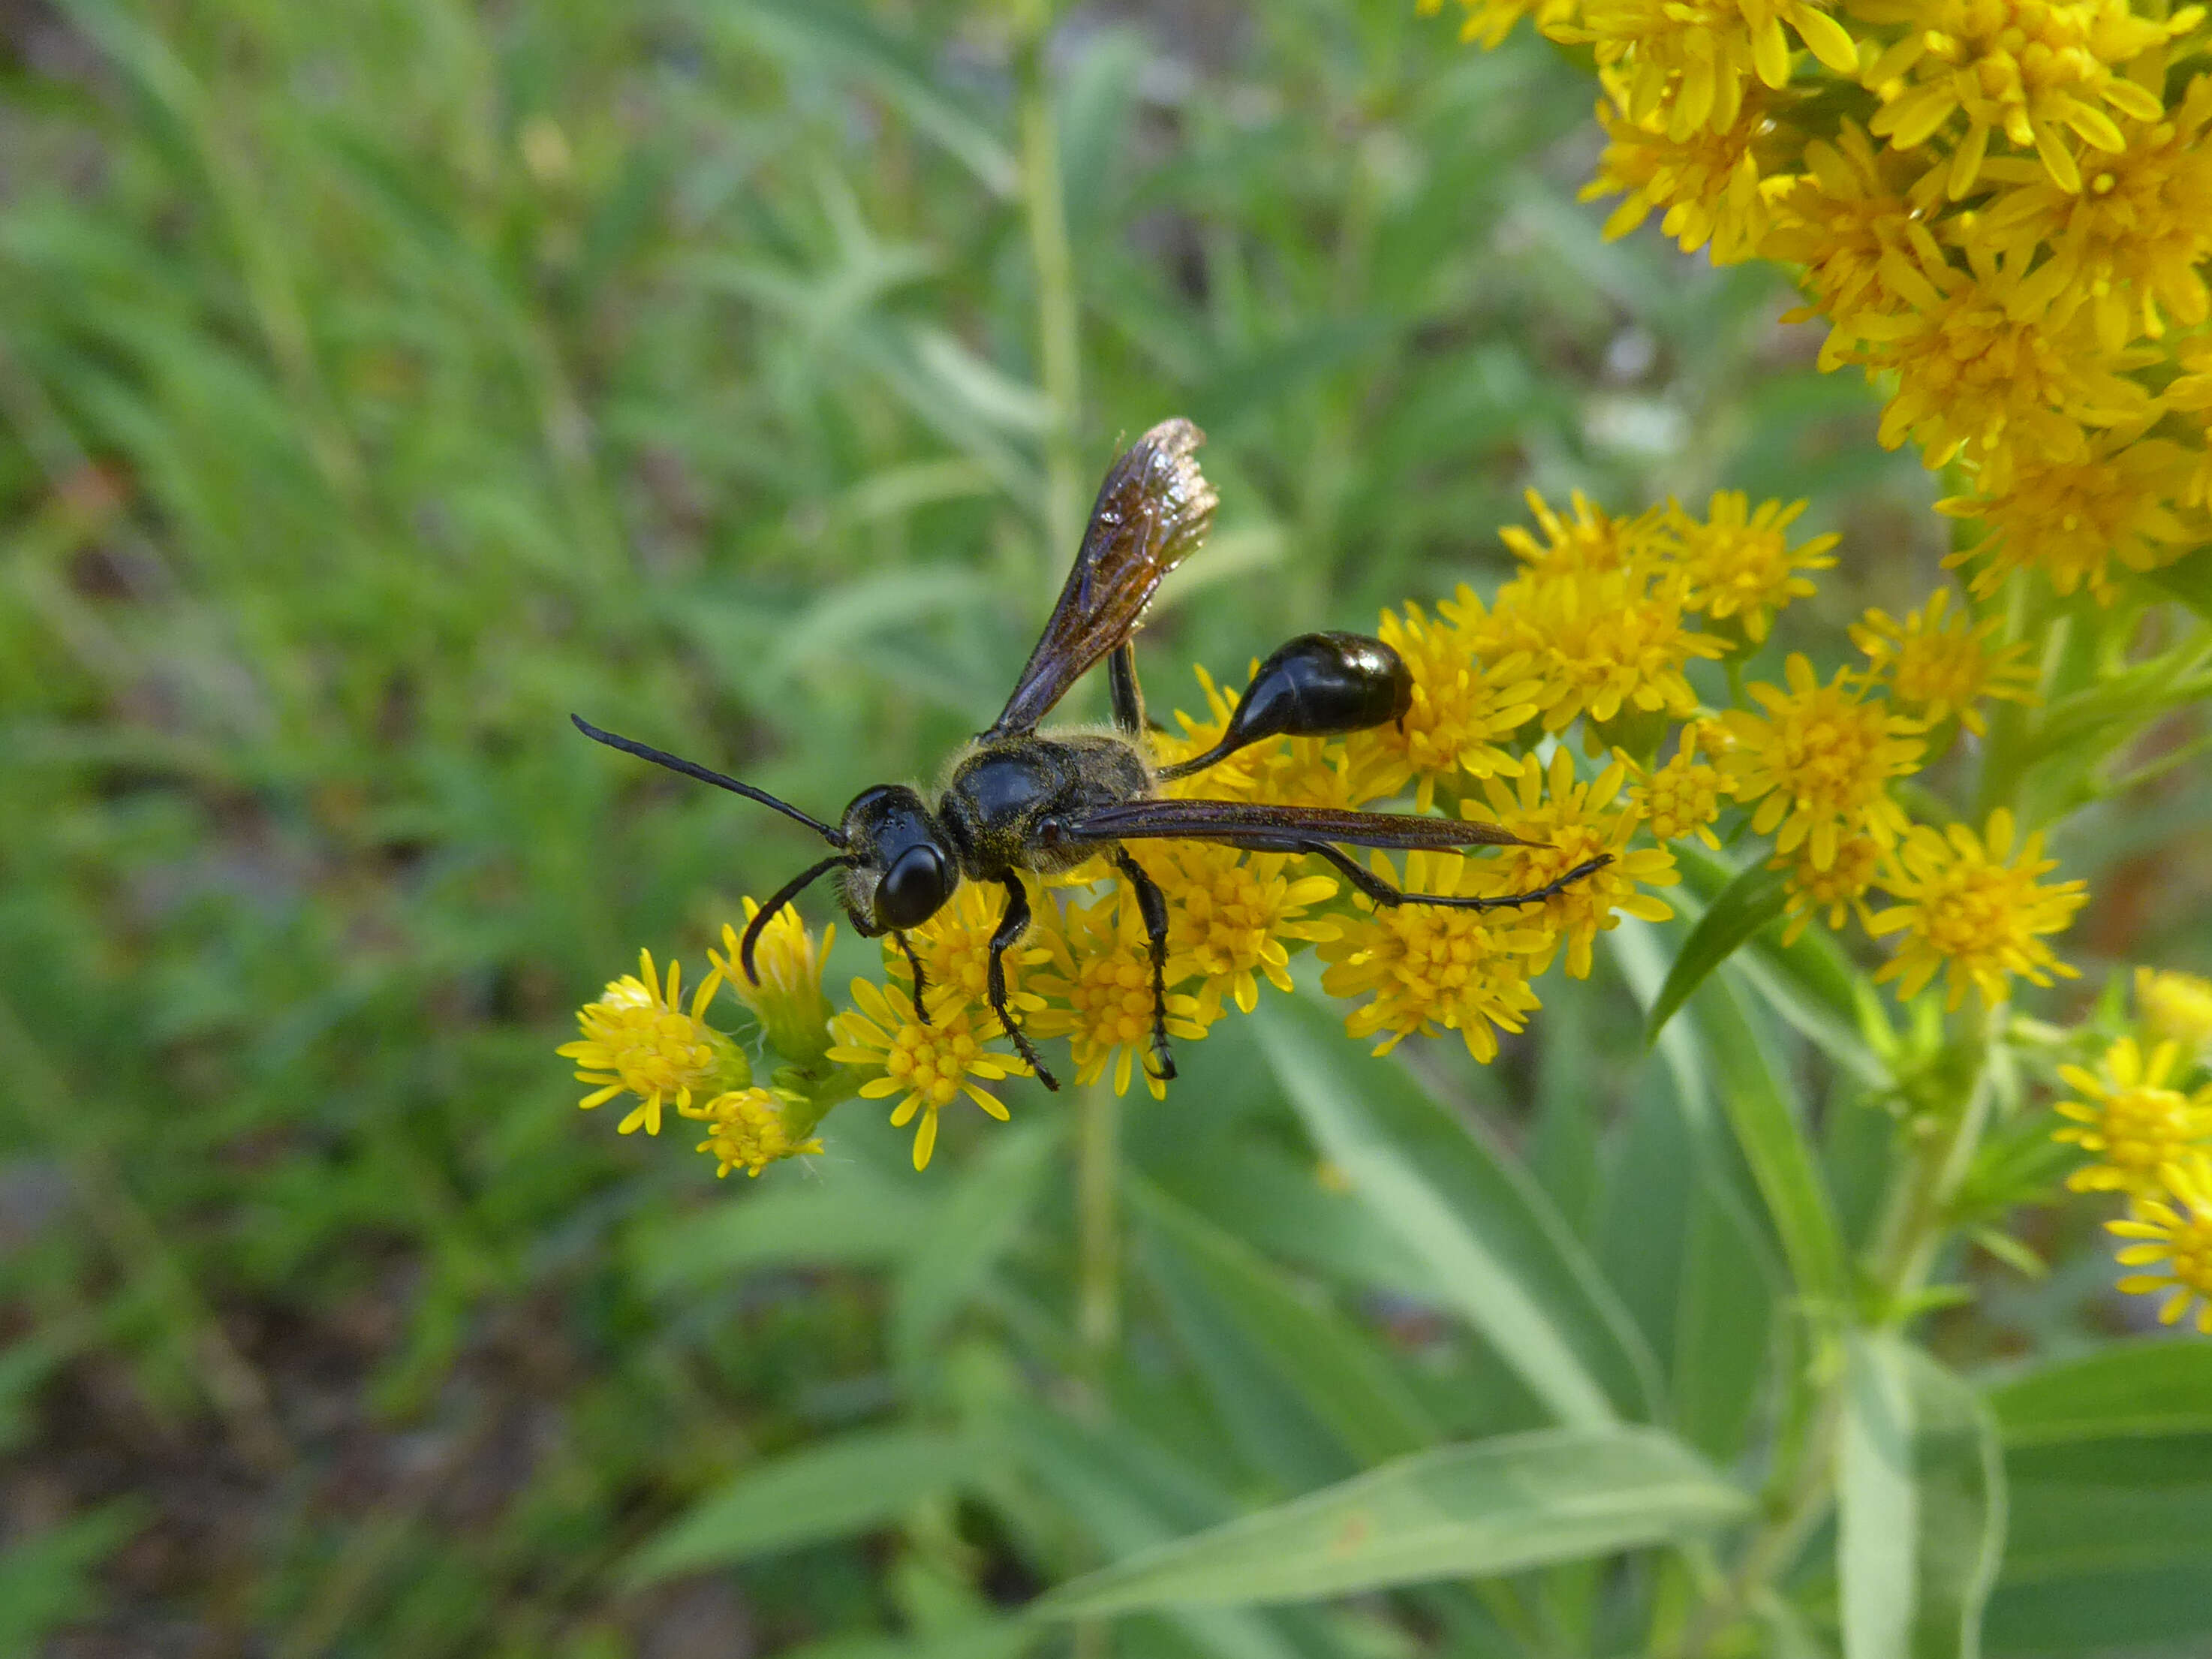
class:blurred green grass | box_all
[11,0,2189,1653]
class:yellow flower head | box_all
[1775,831,1882,945]
[1425,0,1578,51]
[1849,587,2039,735]
[1467,746,1679,978]
[877,879,1049,1022]
[825,980,1028,1170]
[2054,1037,2212,1195]
[2108,1153,2212,1332]
[1973,73,2212,351]
[1628,724,1731,849]
[2138,967,2212,1054]
[1482,565,1728,734]
[1356,600,1542,810]
[1497,488,1660,581]
[1670,492,1835,643]
[1719,654,1924,869]
[558,950,738,1137]
[1939,434,2198,602]
[1858,245,2154,492]
[712,902,835,1064]
[1560,0,1857,140]
[1860,0,2183,197]
[682,1086,824,1179]
[1868,808,2089,1009]
[1144,843,1339,1016]
[1584,74,1791,262]
[1317,849,1550,1063]
[1767,122,1944,327]
[1031,892,1214,1100]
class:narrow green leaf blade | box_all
[1131,1177,1440,1468]
[1034,1428,1748,1615]
[622,1426,978,1586]
[1988,1340,2212,1445]
[1645,858,1789,1046]
[1255,995,1660,1427]
[1839,1337,2005,1659]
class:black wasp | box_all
[575,419,1611,1091]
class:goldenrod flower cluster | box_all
[1434,0,2212,603]
[563,489,2093,1176]
[2058,1026,2212,1329]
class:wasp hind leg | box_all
[1294,840,1615,913]
[989,876,1059,1091]
[1109,642,1146,738]
[1112,850,1177,1084]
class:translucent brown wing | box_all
[986,418,1219,739]
[1063,798,1531,852]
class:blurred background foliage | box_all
[3,0,2209,1654]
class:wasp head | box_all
[837,784,957,935]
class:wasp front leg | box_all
[988,876,1058,1091]
[1112,850,1177,1084]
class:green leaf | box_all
[1988,1340,2212,1445]
[0,1501,146,1653]
[621,1426,980,1586]
[2144,543,2212,621]
[1672,1188,1774,1465]
[718,0,1019,196]
[1254,996,1661,1428]
[1838,1337,2005,1659]
[893,1118,1061,1360]
[777,1622,1038,1659]
[1131,1178,1440,1469]
[1034,1427,1749,1615]
[634,1165,931,1294]
[1645,858,1788,1046]
[1689,974,1849,1307]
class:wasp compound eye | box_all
[875,843,953,931]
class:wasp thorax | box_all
[840,784,956,932]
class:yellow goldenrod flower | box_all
[825,979,1028,1170]
[1563,0,1856,141]
[1628,724,1730,850]
[558,950,739,1137]
[1972,73,2212,351]
[1775,832,1882,945]
[1670,491,1836,643]
[1144,843,1339,1015]
[2107,1153,2212,1332]
[1318,849,1550,1062]
[1423,0,1578,51]
[682,1086,823,1178]
[1849,587,2038,734]
[1868,808,2088,1009]
[1496,488,1662,580]
[877,879,1049,1022]
[1858,0,2181,197]
[1030,892,1214,1100]
[1583,75,1790,262]
[1356,601,1542,810]
[1481,565,1729,733]
[1719,654,1924,870]
[2054,1037,2212,1195]
[1467,746,1678,978]
[1768,122,1944,329]
[1859,249,2155,492]
[712,902,835,1065]
[1938,433,2198,601]
[2138,967,2212,1053]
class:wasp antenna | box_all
[571,715,847,846]
[739,853,855,983]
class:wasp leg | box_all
[892,930,931,1024]
[989,876,1058,1091]
[1112,849,1178,1084]
[1109,641,1146,739]
[1293,840,1615,913]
